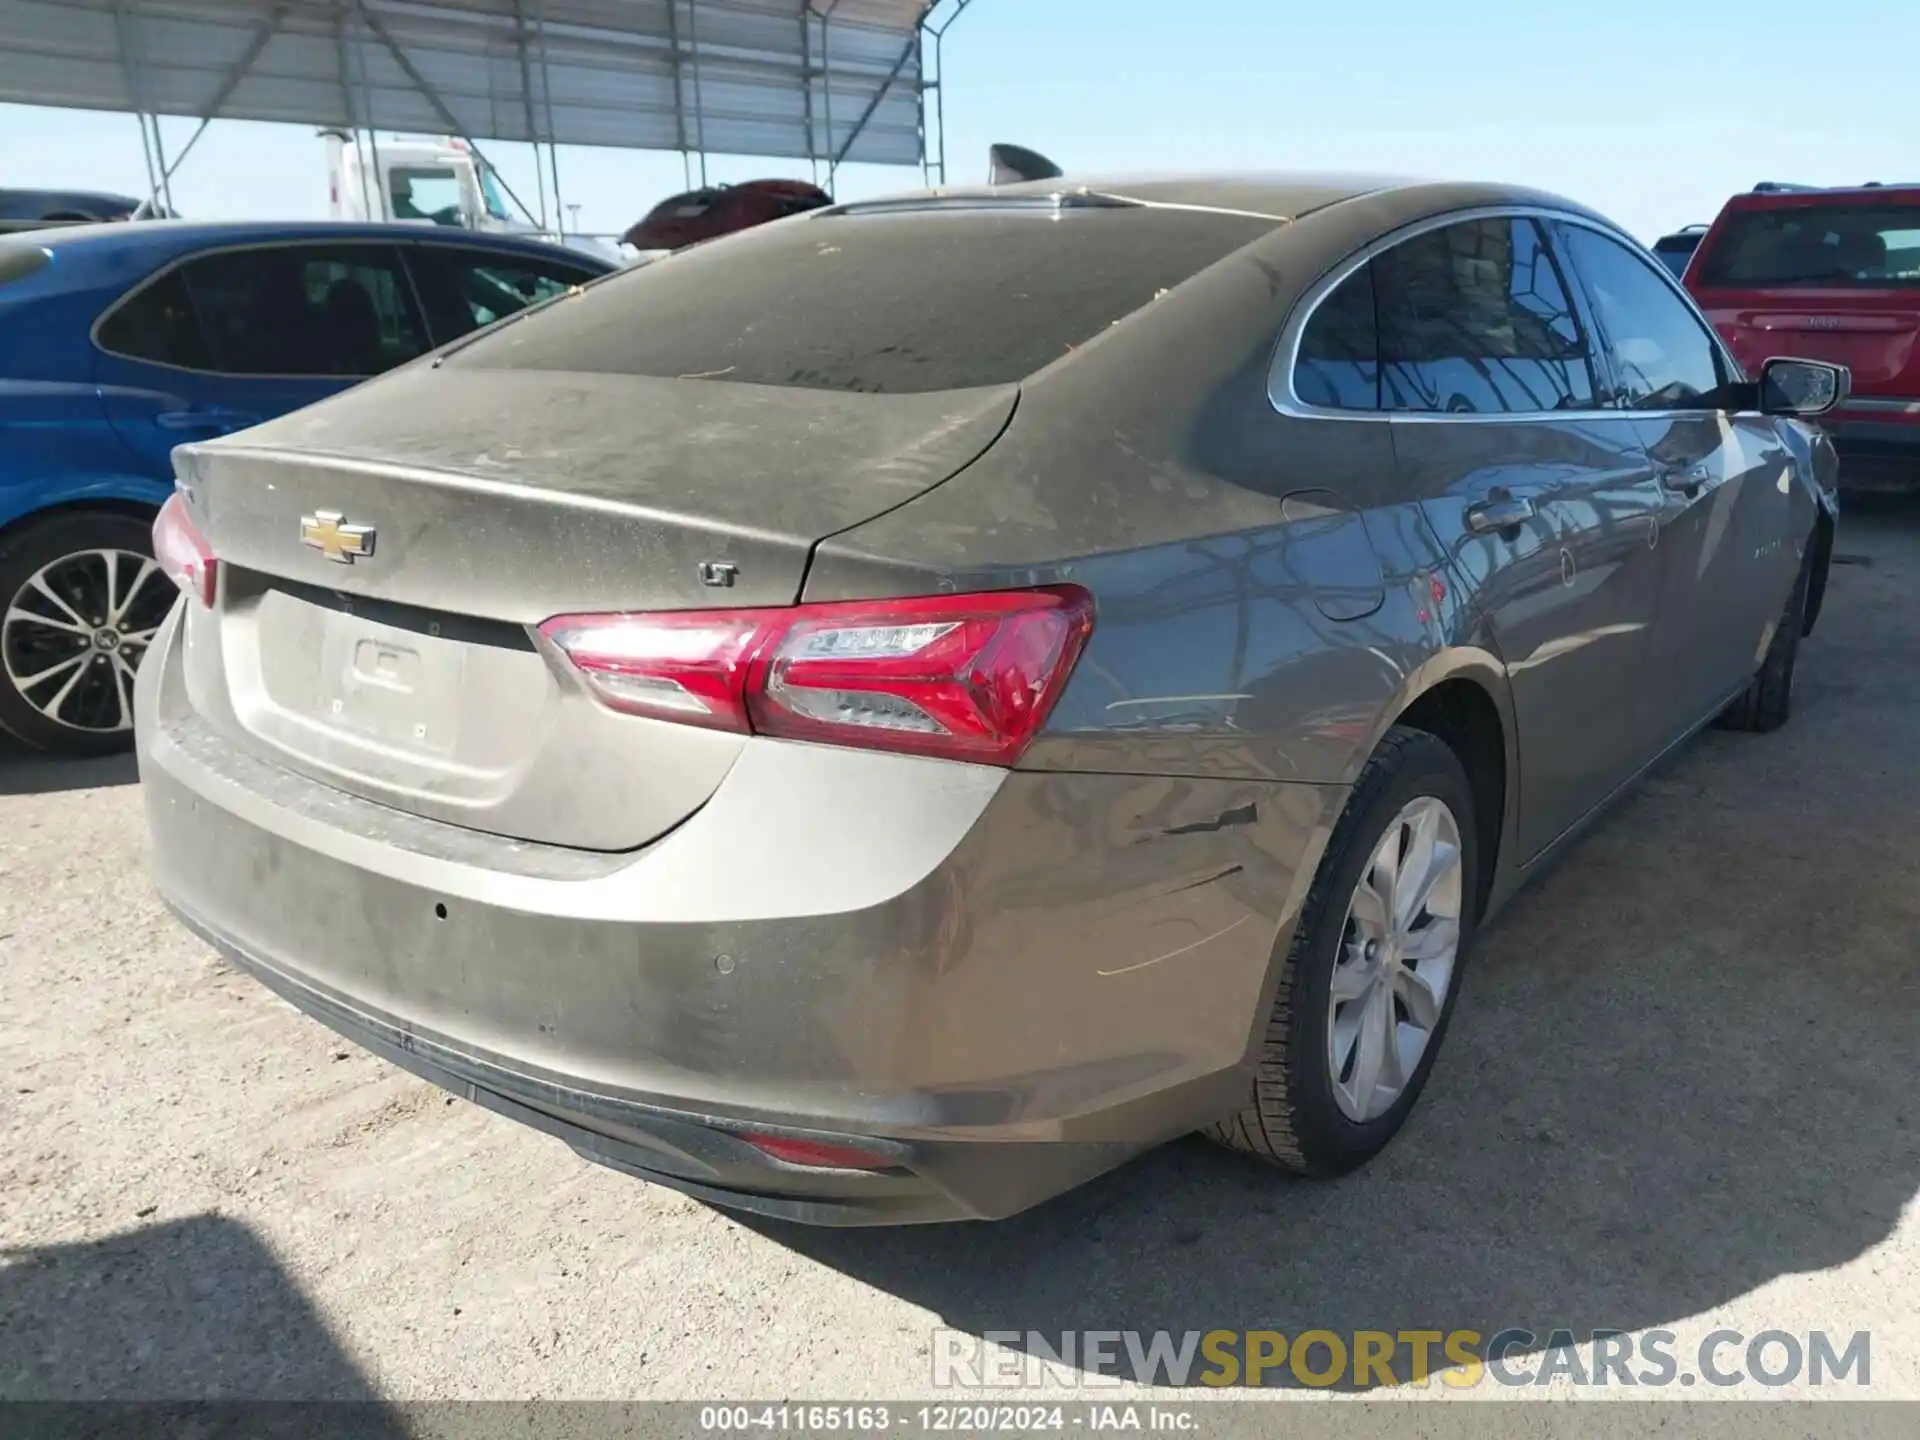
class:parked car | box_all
[621,179,833,251]
[139,175,1844,1224]
[1651,223,1708,276]
[0,219,613,754]
[0,187,165,227]
[1684,181,1920,490]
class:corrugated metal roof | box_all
[0,0,935,164]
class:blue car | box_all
[0,220,613,754]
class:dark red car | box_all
[1685,182,1920,490]
[622,179,833,252]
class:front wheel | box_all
[1208,727,1480,1176]
[0,510,173,756]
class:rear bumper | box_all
[1828,414,1920,491]
[137,606,1339,1223]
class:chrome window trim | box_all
[1268,202,1759,426]
[91,235,434,381]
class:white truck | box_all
[322,130,624,263]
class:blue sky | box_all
[3,0,1914,244]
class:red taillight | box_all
[153,492,217,607]
[736,1133,894,1170]
[539,586,1093,765]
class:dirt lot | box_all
[3,501,1917,1404]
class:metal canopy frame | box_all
[0,0,978,225]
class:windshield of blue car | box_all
[446,204,1280,394]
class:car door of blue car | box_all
[93,240,429,483]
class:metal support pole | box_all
[351,11,383,218]
[817,2,836,190]
[917,28,929,187]
[830,30,917,172]
[163,117,211,182]
[150,114,175,213]
[799,6,817,185]
[932,23,949,184]
[112,0,163,210]
[535,0,564,234]
[337,17,375,218]
[687,0,708,187]
[920,0,972,187]
[355,2,543,225]
[665,0,692,191]
[512,0,549,228]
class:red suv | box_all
[1685,183,1920,490]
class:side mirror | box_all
[1759,357,1850,418]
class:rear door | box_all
[1369,213,1669,862]
[95,241,430,475]
[1556,221,1803,734]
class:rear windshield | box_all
[448,204,1279,393]
[1696,203,1920,288]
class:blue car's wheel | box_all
[0,510,171,756]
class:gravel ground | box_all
[2,500,1917,1405]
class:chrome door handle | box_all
[1659,465,1710,498]
[1464,492,1537,535]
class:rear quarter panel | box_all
[0,274,169,531]
[806,183,1536,792]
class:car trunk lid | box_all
[171,365,1016,851]
[1699,297,1920,396]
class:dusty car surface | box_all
[137,173,1846,1224]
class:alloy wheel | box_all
[2,548,172,735]
[1326,795,1464,1123]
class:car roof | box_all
[871,171,1401,219]
[831,170,1606,230]
[1724,183,1920,209]
[0,218,615,268]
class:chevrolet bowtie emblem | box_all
[300,510,375,564]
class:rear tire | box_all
[1207,727,1480,1177]
[1717,545,1812,735]
[0,510,169,757]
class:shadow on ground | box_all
[746,498,1920,1391]
[0,735,137,796]
[0,1212,400,1423]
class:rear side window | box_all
[180,245,427,377]
[408,246,598,342]
[1294,263,1380,410]
[1697,203,1920,288]
[1376,217,1596,415]
[97,268,215,370]
[1558,225,1733,410]
[449,205,1279,394]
